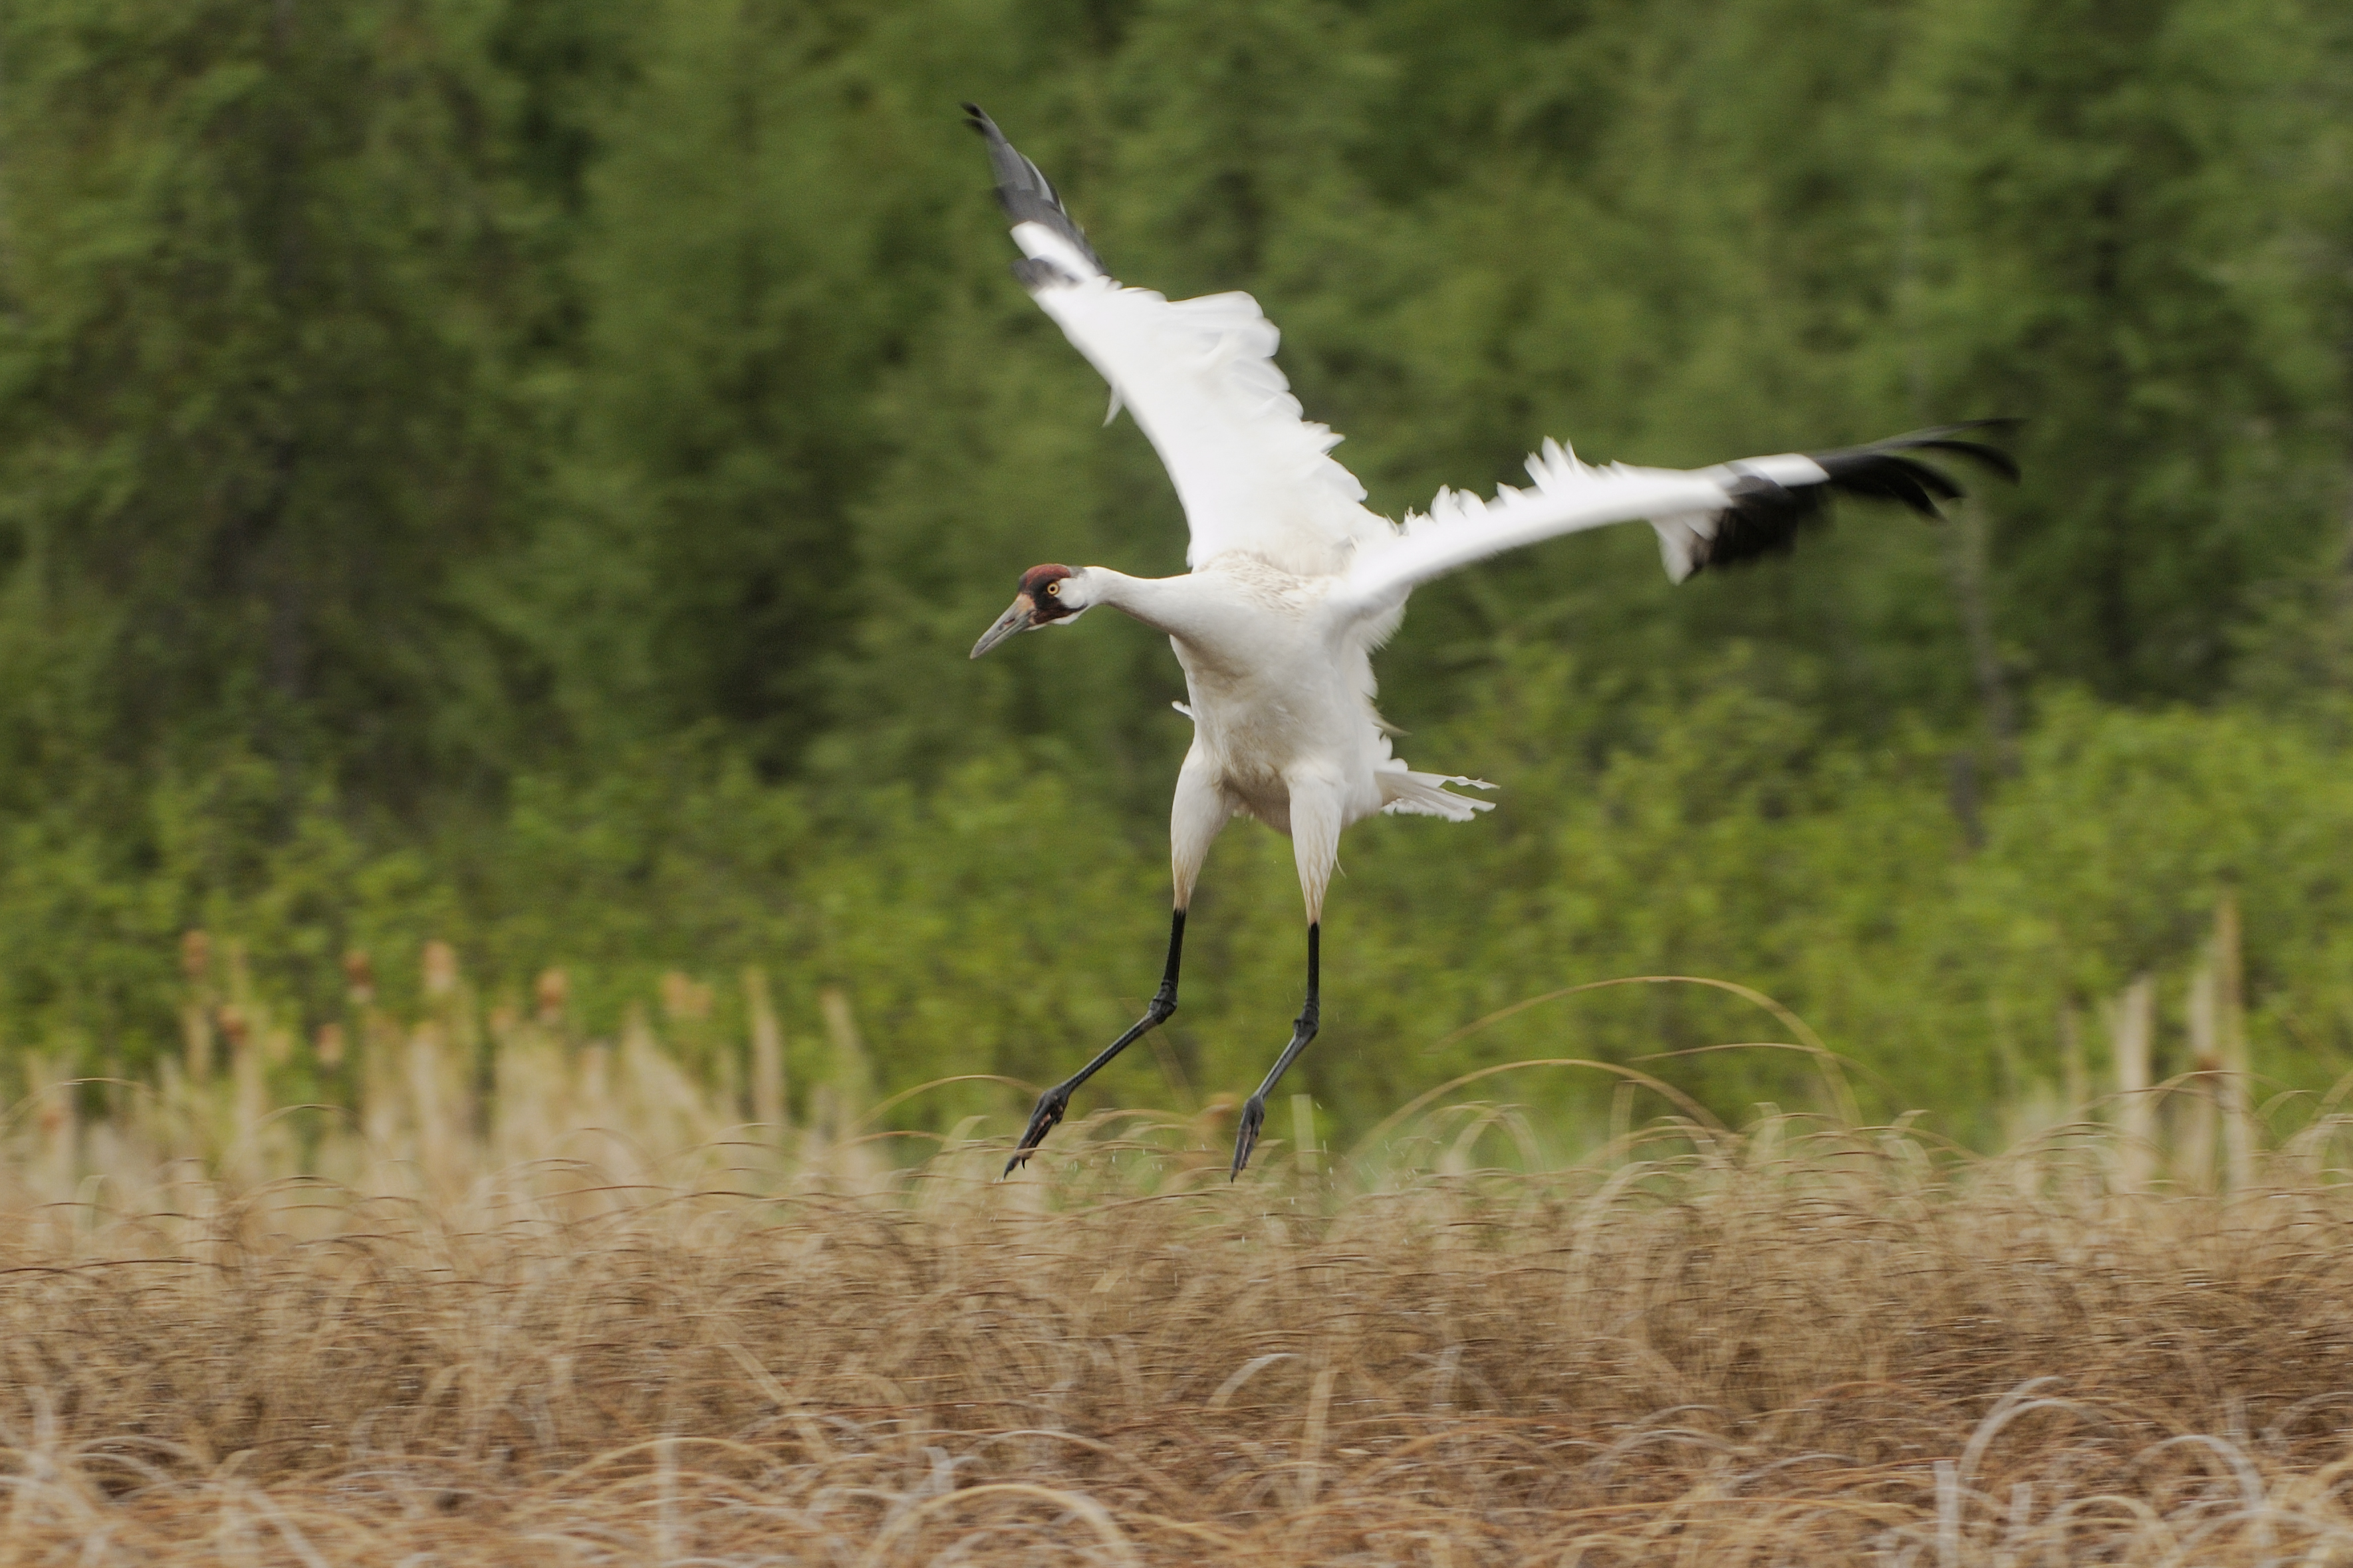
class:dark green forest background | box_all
[1,0,2348,1148]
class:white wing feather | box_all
[1003,223,1838,608]
[1009,223,1387,578]
[1333,439,1829,617]
[974,115,1995,625]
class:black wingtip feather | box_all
[1695,420,2021,575]
[1010,256,1078,290]
[961,103,1104,275]
[1698,477,1824,572]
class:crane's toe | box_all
[1004,1085,1073,1176]
[1229,1095,1268,1179]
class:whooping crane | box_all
[961,105,2016,1178]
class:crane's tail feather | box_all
[1377,760,1496,821]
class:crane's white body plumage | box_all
[1053,558,1491,925]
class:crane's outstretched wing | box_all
[965,106,1384,578]
[1332,425,2019,617]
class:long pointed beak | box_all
[969,594,1035,659]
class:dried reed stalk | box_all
[4,1117,2353,1565]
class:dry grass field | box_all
[6,1107,2353,1566]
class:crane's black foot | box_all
[1229,1095,1268,1178]
[1004,1084,1073,1176]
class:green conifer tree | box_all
[1917,0,2344,698]
[0,0,549,814]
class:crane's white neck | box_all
[1060,567,1193,637]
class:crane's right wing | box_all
[1332,425,2019,619]
[965,106,1383,578]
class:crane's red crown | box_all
[1020,563,1078,621]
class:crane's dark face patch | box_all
[971,564,1081,658]
[1020,564,1078,623]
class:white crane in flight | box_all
[961,105,2015,1177]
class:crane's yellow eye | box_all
[1047,581,1061,595]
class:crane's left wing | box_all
[965,105,1383,578]
[1333,425,2019,618]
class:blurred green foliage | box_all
[0,0,2347,1146]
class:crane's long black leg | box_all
[1005,909,1187,1175]
[1231,923,1318,1178]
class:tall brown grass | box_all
[7,1107,2353,1565]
